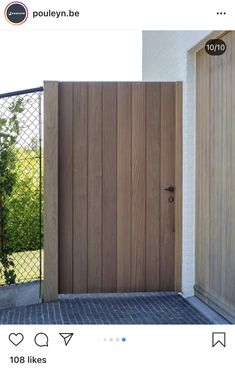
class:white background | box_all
[0,30,142,93]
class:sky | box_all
[0,30,142,94]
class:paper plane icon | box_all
[59,333,74,346]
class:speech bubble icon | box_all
[34,333,49,347]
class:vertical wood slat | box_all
[225,32,232,306]
[203,50,210,294]
[221,34,228,305]
[102,83,117,292]
[117,83,132,291]
[174,82,183,292]
[195,50,202,290]
[145,83,161,291]
[196,49,210,293]
[199,51,203,292]
[209,53,222,298]
[231,32,235,307]
[217,51,223,300]
[58,82,73,293]
[160,83,175,290]
[131,83,146,291]
[73,83,88,293]
[87,83,103,292]
[209,52,216,297]
[44,81,58,302]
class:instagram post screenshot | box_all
[0,0,234,368]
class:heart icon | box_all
[9,333,24,346]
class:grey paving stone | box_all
[0,292,213,325]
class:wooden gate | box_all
[196,31,235,322]
[44,82,182,300]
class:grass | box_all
[0,250,43,285]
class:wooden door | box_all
[44,81,182,298]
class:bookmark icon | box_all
[212,332,226,348]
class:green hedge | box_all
[5,148,42,252]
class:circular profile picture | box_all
[4,2,28,25]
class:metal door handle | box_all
[164,186,175,192]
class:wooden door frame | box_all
[44,81,58,301]
[174,82,183,292]
[43,81,183,302]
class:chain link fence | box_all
[0,87,43,286]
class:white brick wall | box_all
[142,31,211,297]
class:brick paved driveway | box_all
[0,292,212,324]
